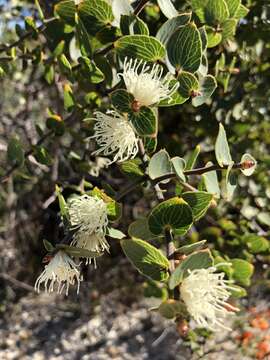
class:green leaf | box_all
[120,158,144,179]
[63,83,75,111]
[182,191,213,221]
[111,89,134,112]
[107,227,126,239]
[55,185,69,223]
[229,284,247,298]
[121,238,170,281]
[148,197,193,235]
[192,75,217,107]
[234,4,249,19]
[169,250,214,289]
[240,153,257,177]
[159,300,186,319]
[78,0,114,36]
[34,146,52,166]
[35,0,44,20]
[176,240,207,255]
[44,64,55,84]
[7,136,24,167]
[202,161,221,198]
[224,162,237,201]
[120,14,149,35]
[43,239,55,252]
[78,56,105,84]
[148,149,173,180]
[167,23,202,73]
[143,136,157,154]
[144,280,168,300]
[171,157,186,181]
[92,187,122,221]
[54,0,76,26]
[241,234,269,254]
[129,106,157,137]
[56,244,103,259]
[76,18,92,57]
[156,13,191,46]
[231,259,254,286]
[224,0,240,17]
[158,80,188,107]
[178,71,199,98]
[205,26,222,48]
[46,114,65,136]
[185,145,200,170]
[58,54,72,77]
[205,0,230,25]
[198,26,208,51]
[115,35,166,62]
[215,123,232,167]
[222,19,237,41]
[157,0,178,19]
[128,218,158,241]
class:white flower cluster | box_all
[91,58,177,164]
[35,194,109,295]
[69,194,109,256]
[120,57,179,107]
[91,110,139,163]
[180,267,238,331]
[35,251,81,296]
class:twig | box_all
[115,162,245,201]
[0,107,85,184]
[134,0,150,15]
[0,272,34,292]
[0,17,56,54]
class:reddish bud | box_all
[42,254,53,263]
[176,319,189,337]
[241,160,255,170]
[132,100,141,112]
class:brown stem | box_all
[134,0,150,15]
[165,228,175,274]
[116,162,245,201]
[0,17,56,54]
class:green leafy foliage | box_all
[121,239,170,281]
[148,149,173,180]
[148,197,193,235]
[159,300,186,319]
[115,35,166,61]
[0,0,263,337]
[167,23,202,73]
[215,123,232,167]
[231,259,254,286]
[182,191,213,221]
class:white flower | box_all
[72,232,109,266]
[119,57,179,107]
[34,251,81,295]
[91,110,139,163]
[68,195,110,263]
[180,267,238,331]
[68,194,108,235]
[89,157,110,177]
[107,0,135,27]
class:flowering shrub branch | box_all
[1,0,261,336]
